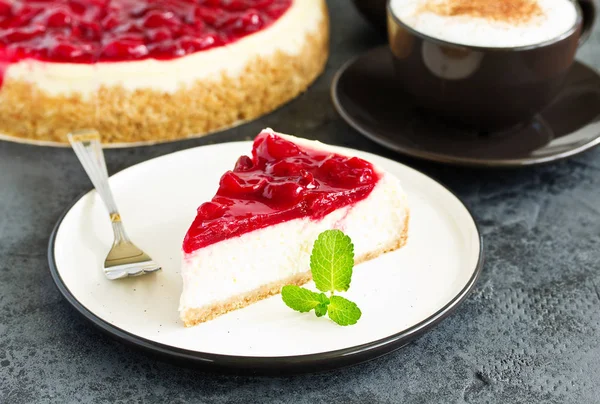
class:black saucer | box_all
[332,46,600,167]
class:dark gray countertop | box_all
[2,1,600,402]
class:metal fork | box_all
[68,129,161,280]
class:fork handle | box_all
[68,129,129,243]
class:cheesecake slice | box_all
[179,129,410,326]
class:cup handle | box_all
[577,0,596,47]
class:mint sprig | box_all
[311,230,355,293]
[281,285,329,315]
[328,295,361,326]
[281,230,362,326]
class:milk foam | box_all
[390,0,578,47]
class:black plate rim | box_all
[47,143,484,375]
[331,45,600,168]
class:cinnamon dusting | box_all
[420,0,543,24]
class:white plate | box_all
[49,141,482,373]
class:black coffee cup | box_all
[387,0,596,131]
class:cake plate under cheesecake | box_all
[0,0,329,146]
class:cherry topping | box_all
[254,133,302,161]
[218,171,267,197]
[43,8,73,28]
[0,2,11,17]
[319,156,375,188]
[234,155,254,172]
[222,0,251,12]
[267,159,304,177]
[49,41,96,62]
[299,170,317,188]
[197,201,227,220]
[223,9,264,34]
[101,37,148,60]
[67,1,87,15]
[0,26,41,44]
[183,132,382,253]
[194,7,224,26]
[262,181,304,206]
[145,27,171,42]
[0,0,293,68]
[142,10,180,29]
[179,34,213,53]
[101,14,120,30]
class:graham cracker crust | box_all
[181,209,410,327]
[0,3,329,145]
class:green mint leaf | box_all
[310,229,355,293]
[327,295,362,326]
[282,230,362,326]
[281,285,329,313]
[314,303,328,317]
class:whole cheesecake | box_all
[0,0,329,145]
[180,129,410,326]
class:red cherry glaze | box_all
[182,132,381,253]
[0,0,292,85]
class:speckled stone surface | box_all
[2,1,600,402]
